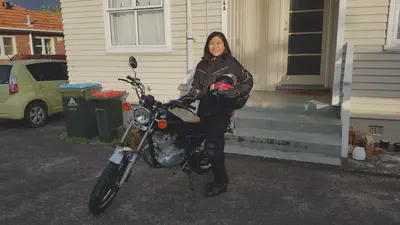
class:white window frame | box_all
[103,0,172,53]
[33,37,55,55]
[385,0,400,51]
[0,36,17,59]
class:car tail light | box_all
[9,74,18,94]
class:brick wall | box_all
[53,36,66,55]
[15,34,31,54]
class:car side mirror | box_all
[129,56,137,69]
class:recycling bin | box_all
[59,83,102,139]
[90,90,128,143]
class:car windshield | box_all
[0,65,12,84]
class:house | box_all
[0,0,66,61]
[59,0,400,165]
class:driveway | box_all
[0,117,399,225]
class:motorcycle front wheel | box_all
[88,157,130,215]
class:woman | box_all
[191,31,253,197]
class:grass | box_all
[59,132,89,144]
[104,125,141,149]
[59,125,141,147]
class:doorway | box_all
[227,0,334,91]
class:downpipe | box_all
[187,0,193,71]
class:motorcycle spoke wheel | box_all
[88,159,129,215]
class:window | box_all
[34,37,55,55]
[26,62,69,82]
[104,0,172,53]
[0,36,17,58]
[386,0,400,50]
[0,65,12,84]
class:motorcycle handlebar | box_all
[126,75,135,82]
[166,100,196,111]
[118,78,132,84]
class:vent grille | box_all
[368,125,384,135]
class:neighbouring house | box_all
[0,0,66,61]
[59,0,400,165]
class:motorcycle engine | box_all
[152,131,185,168]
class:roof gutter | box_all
[0,27,63,34]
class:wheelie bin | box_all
[59,83,102,139]
[90,90,128,143]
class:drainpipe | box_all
[186,0,193,71]
[29,33,34,55]
[206,0,209,36]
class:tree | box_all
[39,5,61,13]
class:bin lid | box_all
[91,90,127,98]
[60,83,101,89]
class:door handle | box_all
[38,85,45,89]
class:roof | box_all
[0,0,63,32]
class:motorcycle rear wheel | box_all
[88,158,129,215]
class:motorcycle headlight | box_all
[133,107,151,125]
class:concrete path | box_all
[0,117,399,225]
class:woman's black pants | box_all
[201,112,232,183]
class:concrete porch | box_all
[226,91,342,166]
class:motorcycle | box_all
[88,56,233,215]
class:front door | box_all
[279,0,329,86]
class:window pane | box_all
[45,47,52,55]
[138,9,165,45]
[26,63,48,81]
[0,65,12,84]
[291,0,324,11]
[287,56,321,75]
[3,37,13,47]
[4,46,14,55]
[44,39,53,54]
[288,34,322,54]
[137,0,162,6]
[109,0,132,8]
[34,38,42,46]
[34,47,43,55]
[110,12,137,45]
[290,11,324,33]
[3,37,14,55]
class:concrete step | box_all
[232,110,341,135]
[244,93,339,117]
[225,128,341,158]
[225,144,341,166]
[242,103,340,117]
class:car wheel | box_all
[24,102,48,128]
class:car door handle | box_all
[38,85,45,89]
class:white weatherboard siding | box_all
[345,0,400,119]
[60,0,221,103]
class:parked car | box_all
[0,59,68,127]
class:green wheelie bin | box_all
[90,90,128,143]
[59,83,102,139]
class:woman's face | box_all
[208,36,225,57]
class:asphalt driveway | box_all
[0,117,399,225]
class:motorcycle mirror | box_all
[129,56,138,69]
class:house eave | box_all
[0,27,63,34]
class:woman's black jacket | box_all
[191,55,254,117]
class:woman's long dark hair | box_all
[202,31,232,60]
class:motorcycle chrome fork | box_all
[118,120,154,186]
